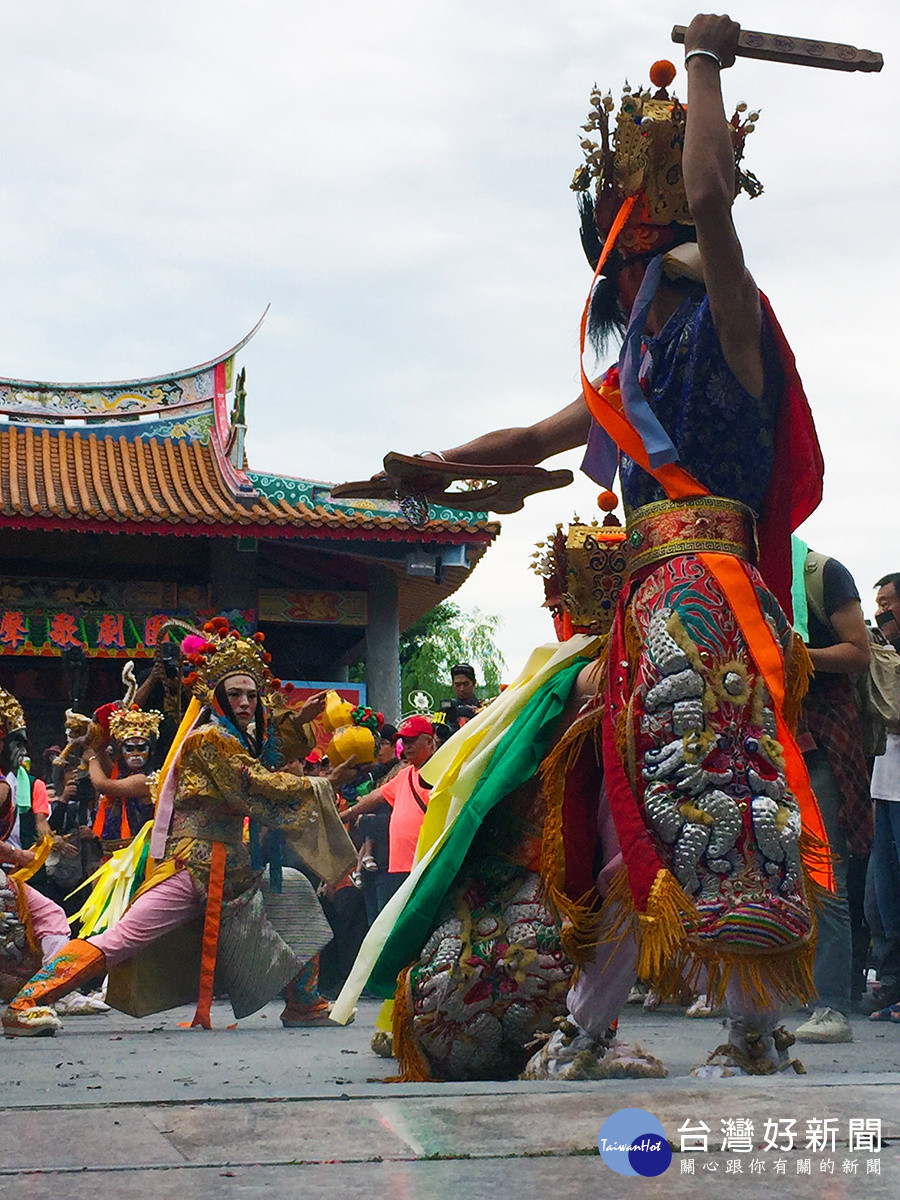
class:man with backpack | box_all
[795,546,871,1043]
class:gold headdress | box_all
[109,705,163,743]
[182,616,276,704]
[531,493,630,638]
[571,60,761,261]
[0,687,25,738]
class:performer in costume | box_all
[0,688,72,1007]
[87,705,161,847]
[2,618,357,1037]
[334,14,832,1079]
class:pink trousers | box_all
[24,885,71,963]
[89,870,205,968]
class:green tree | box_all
[399,602,505,712]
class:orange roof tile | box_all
[0,424,498,545]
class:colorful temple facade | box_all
[0,325,498,749]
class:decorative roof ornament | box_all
[109,706,163,743]
[182,616,277,703]
[571,60,761,263]
[0,688,25,738]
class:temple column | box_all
[366,564,401,721]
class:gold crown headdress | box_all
[0,687,25,738]
[182,616,277,703]
[571,60,761,261]
[531,492,629,638]
[109,705,163,743]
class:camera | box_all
[159,642,181,679]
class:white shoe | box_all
[55,991,111,1015]
[794,1007,852,1044]
[686,993,722,1018]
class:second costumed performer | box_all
[2,618,357,1037]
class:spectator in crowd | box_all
[343,715,435,907]
[794,546,871,1043]
[439,664,484,732]
[866,573,900,1021]
[43,761,103,918]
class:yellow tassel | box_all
[783,634,813,734]
[633,869,700,983]
[385,967,433,1083]
[9,836,55,957]
[538,702,606,964]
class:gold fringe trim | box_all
[11,877,38,958]
[385,966,433,1083]
[9,836,55,957]
[538,700,606,966]
[783,633,813,734]
[602,862,818,1009]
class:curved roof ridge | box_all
[0,308,268,392]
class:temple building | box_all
[0,324,498,751]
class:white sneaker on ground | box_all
[54,991,110,1015]
[794,1007,852,1043]
[686,993,723,1018]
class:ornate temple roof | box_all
[0,324,498,545]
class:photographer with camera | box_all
[439,663,484,734]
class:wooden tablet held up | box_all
[331,452,573,516]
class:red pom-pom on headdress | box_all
[649,59,676,89]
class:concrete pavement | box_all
[1,998,898,1198]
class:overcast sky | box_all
[0,1,896,685]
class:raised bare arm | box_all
[682,13,764,398]
[438,395,592,466]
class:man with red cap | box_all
[343,716,435,909]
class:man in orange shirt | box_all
[344,716,435,907]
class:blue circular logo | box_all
[598,1108,671,1177]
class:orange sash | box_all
[191,840,227,1029]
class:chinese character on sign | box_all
[748,1159,766,1175]
[96,613,125,650]
[678,1120,711,1152]
[720,1118,754,1153]
[680,1160,695,1175]
[841,1159,858,1175]
[762,1118,796,1152]
[867,1159,881,1176]
[143,615,168,648]
[702,1162,719,1172]
[725,1160,743,1175]
[849,1119,881,1152]
[805,1118,839,1152]
[773,1158,787,1175]
[819,1158,835,1175]
[796,1159,811,1175]
[0,611,28,649]
[48,613,82,650]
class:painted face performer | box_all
[333,14,834,1078]
[85,705,162,846]
[2,618,357,1037]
